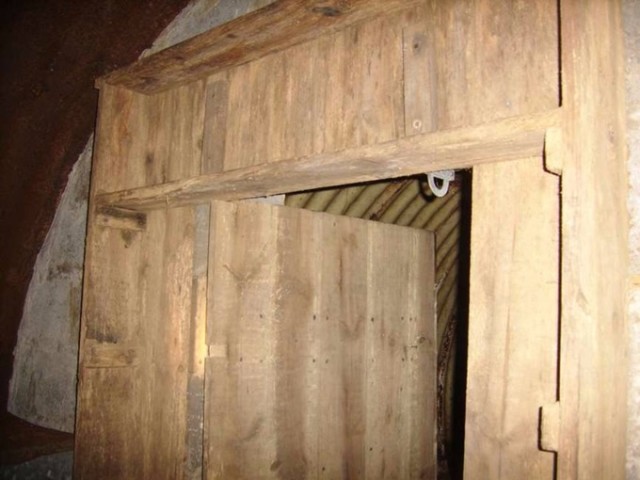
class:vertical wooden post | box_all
[558,0,629,478]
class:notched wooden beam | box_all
[83,341,140,369]
[97,0,422,94]
[95,205,147,231]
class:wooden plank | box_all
[218,11,405,171]
[428,0,559,130]
[465,158,559,479]
[204,200,435,479]
[185,205,210,480]
[96,109,560,211]
[558,0,629,478]
[97,0,422,94]
[202,75,229,174]
[417,0,561,477]
[89,83,205,193]
[402,5,437,135]
[75,209,198,479]
[136,208,195,480]
[204,201,279,479]
[76,78,205,477]
[364,216,436,479]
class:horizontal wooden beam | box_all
[98,0,421,94]
[96,109,562,212]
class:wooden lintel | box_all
[97,0,422,94]
[96,109,561,211]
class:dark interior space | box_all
[0,0,190,464]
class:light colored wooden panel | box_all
[97,109,559,211]
[75,368,145,479]
[558,0,628,478]
[138,208,196,480]
[205,201,279,479]
[220,12,404,171]
[428,0,559,129]
[465,158,559,479]
[98,0,422,94]
[90,85,150,193]
[202,75,229,174]
[77,77,208,478]
[364,215,436,479]
[76,83,202,477]
[146,82,206,183]
[204,200,435,479]
[91,82,205,194]
[402,5,437,136]
[424,0,562,477]
[75,208,197,479]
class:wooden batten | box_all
[98,0,423,94]
[95,109,560,212]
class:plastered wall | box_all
[625,0,640,477]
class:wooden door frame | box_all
[87,1,629,478]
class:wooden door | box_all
[204,200,436,479]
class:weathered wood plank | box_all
[204,201,279,479]
[428,0,559,130]
[202,75,229,174]
[96,109,560,212]
[216,11,405,171]
[558,0,629,478]
[465,158,559,480]
[204,200,435,479]
[420,0,562,477]
[98,0,422,94]
[75,208,197,480]
[76,75,205,478]
[402,5,437,135]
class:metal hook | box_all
[427,170,455,197]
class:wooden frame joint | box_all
[539,401,560,453]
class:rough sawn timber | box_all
[98,0,423,94]
[557,0,629,478]
[96,109,561,211]
[204,200,436,479]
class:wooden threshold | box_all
[97,0,422,95]
[96,109,562,212]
